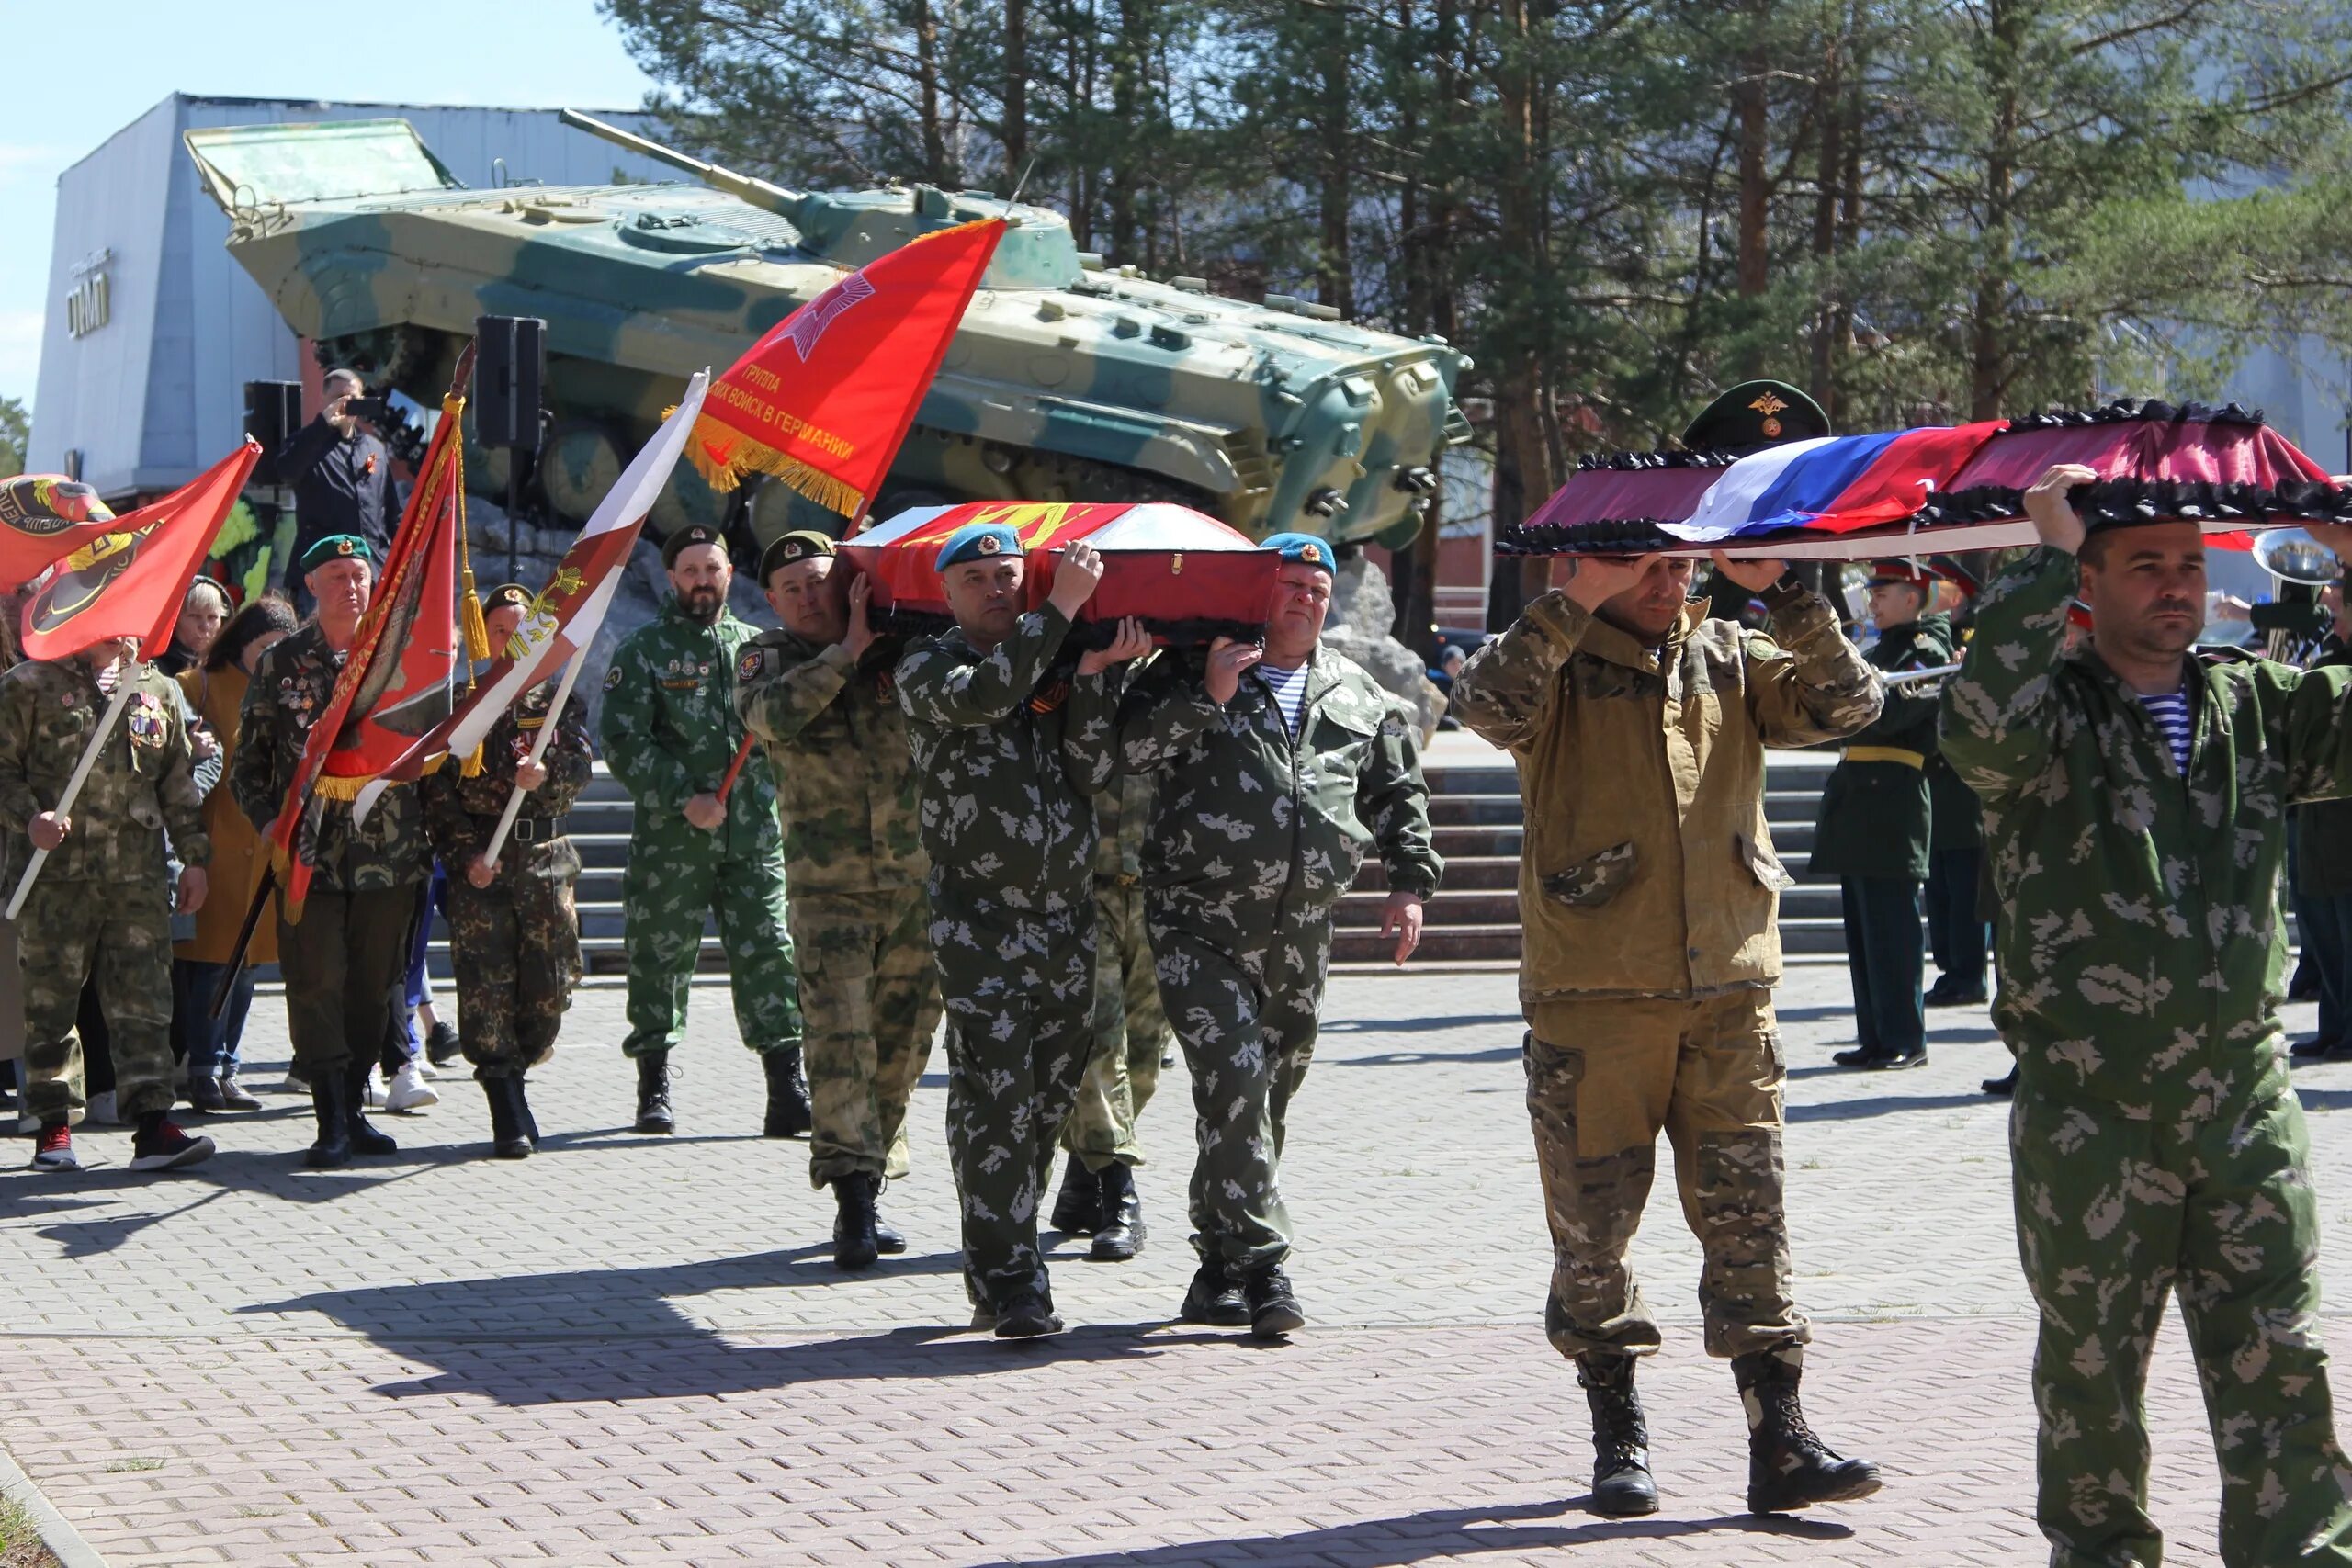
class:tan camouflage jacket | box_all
[1453,582,1880,1002]
[735,627,927,896]
[1940,545,2352,1100]
[0,657,208,885]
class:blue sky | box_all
[0,0,655,411]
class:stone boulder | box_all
[1324,553,1447,741]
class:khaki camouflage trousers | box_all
[620,820,802,1057]
[446,860,582,1079]
[1522,987,1808,1361]
[933,888,1095,1309]
[1149,897,1334,1272]
[1062,877,1169,1171]
[19,879,175,1126]
[2013,1052,2352,1568]
[793,886,941,1190]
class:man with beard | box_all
[1451,545,1883,1519]
[737,531,941,1269]
[1941,465,2352,1566]
[599,525,805,1138]
[1114,534,1442,1338]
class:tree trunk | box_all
[1317,6,1355,315]
[1807,22,1845,420]
[1734,3,1771,301]
[912,0,947,185]
[1003,0,1029,182]
[1487,0,1555,628]
[1970,0,2021,421]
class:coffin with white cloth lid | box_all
[1498,400,2352,560]
[837,501,1281,646]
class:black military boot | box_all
[515,1076,541,1149]
[304,1072,352,1169]
[762,1046,812,1138]
[1982,1064,2018,1097]
[481,1077,532,1160]
[1090,1162,1146,1262]
[1734,1348,1883,1515]
[832,1173,881,1270]
[1243,1262,1306,1339]
[1576,1353,1659,1517]
[992,1289,1064,1339]
[874,1181,906,1254]
[1178,1257,1250,1326]
[634,1051,673,1134]
[1050,1155,1102,1235]
[344,1061,399,1156]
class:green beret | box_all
[1260,532,1335,570]
[662,524,729,569]
[300,535,373,572]
[935,523,1018,572]
[481,583,533,614]
[759,529,837,582]
[1681,380,1832,455]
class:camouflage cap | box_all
[662,524,729,568]
[481,583,533,614]
[759,529,836,582]
[1261,532,1335,571]
[935,522,1018,572]
[300,535,372,571]
[1682,380,1832,454]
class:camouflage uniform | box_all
[598,597,802,1060]
[1940,544,2352,1568]
[736,626,941,1189]
[0,660,208,1125]
[897,604,1118,1309]
[420,683,592,1077]
[1451,582,1879,1363]
[232,623,429,1074]
[1061,775,1170,1170]
[1117,645,1442,1271]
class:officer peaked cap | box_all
[481,583,533,614]
[1682,380,1832,455]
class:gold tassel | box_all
[461,741,486,778]
[682,425,866,514]
[309,773,371,803]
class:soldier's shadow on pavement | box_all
[972,1498,1853,1566]
[243,1254,1219,1404]
[11,1146,464,1258]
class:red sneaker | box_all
[30,1122,75,1171]
[129,1119,215,1172]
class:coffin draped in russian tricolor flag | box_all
[837,501,1281,644]
[1499,400,2352,560]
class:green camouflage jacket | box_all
[598,597,779,855]
[1094,770,1155,880]
[735,627,927,895]
[232,623,426,891]
[421,682,593,887]
[1115,643,1442,931]
[1939,545,2352,1100]
[1809,615,1953,881]
[895,604,1118,915]
[0,658,208,885]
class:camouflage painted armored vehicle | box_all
[184,113,1471,550]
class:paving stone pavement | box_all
[7,964,2352,1565]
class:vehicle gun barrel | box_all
[558,108,804,217]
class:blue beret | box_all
[1261,532,1334,570]
[935,523,1019,572]
[300,535,373,571]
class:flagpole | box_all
[478,649,590,871]
[4,678,137,920]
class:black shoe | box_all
[425,1020,464,1069]
[1577,1353,1659,1517]
[1867,1048,1928,1071]
[215,1074,263,1111]
[832,1173,881,1270]
[482,1077,532,1159]
[344,1062,398,1156]
[992,1290,1064,1339]
[1830,1044,1885,1067]
[187,1076,228,1113]
[1243,1263,1306,1338]
[1090,1163,1146,1262]
[1734,1348,1883,1514]
[763,1046,812,1138]
[305,1072,352,1169]
[2293,1034,2335,1061]
[1927,983,1987,1008]
[1050,1155,1103,1235]
[634,1051,673,1134]
[1982,1066,2018,1097]
[516,1077,541,1148]
[1178,1259,1250,1327]
[874,1208,906,1254]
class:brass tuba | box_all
[2253,528,2343,661]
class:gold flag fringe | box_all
[451,440,488,776]
[665,409,868,514]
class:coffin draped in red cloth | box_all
[837,501,1281,644]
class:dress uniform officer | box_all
[422,584,594,1159]
[599,524,807,1137]
[1812,560,1955,1070]
[737,530,942,1269]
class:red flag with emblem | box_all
[685,218,1005,516]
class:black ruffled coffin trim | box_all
[2002,397,2269,431]
[1926,477,2352,531]
[880,606,1267,649]
[1574,448,1740,473]
[1495,519,1681,556]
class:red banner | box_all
[0,475,141,594]
[687,218,1005,517]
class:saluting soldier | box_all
[598,524,807,1139]
[232,535,423,1168]
[1811,560,1955,1071]
[897,525,1143,1339]
[737,531,941,1270]
[5,633,216,1172]
[1115,534,1443,1338]
[421,584,593,1160]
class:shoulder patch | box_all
[739,648,763,683]
[603,664,624,693]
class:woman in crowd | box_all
[160,579,232,676]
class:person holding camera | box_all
[277,368,401,610]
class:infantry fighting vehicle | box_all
[185,113,1471,549]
